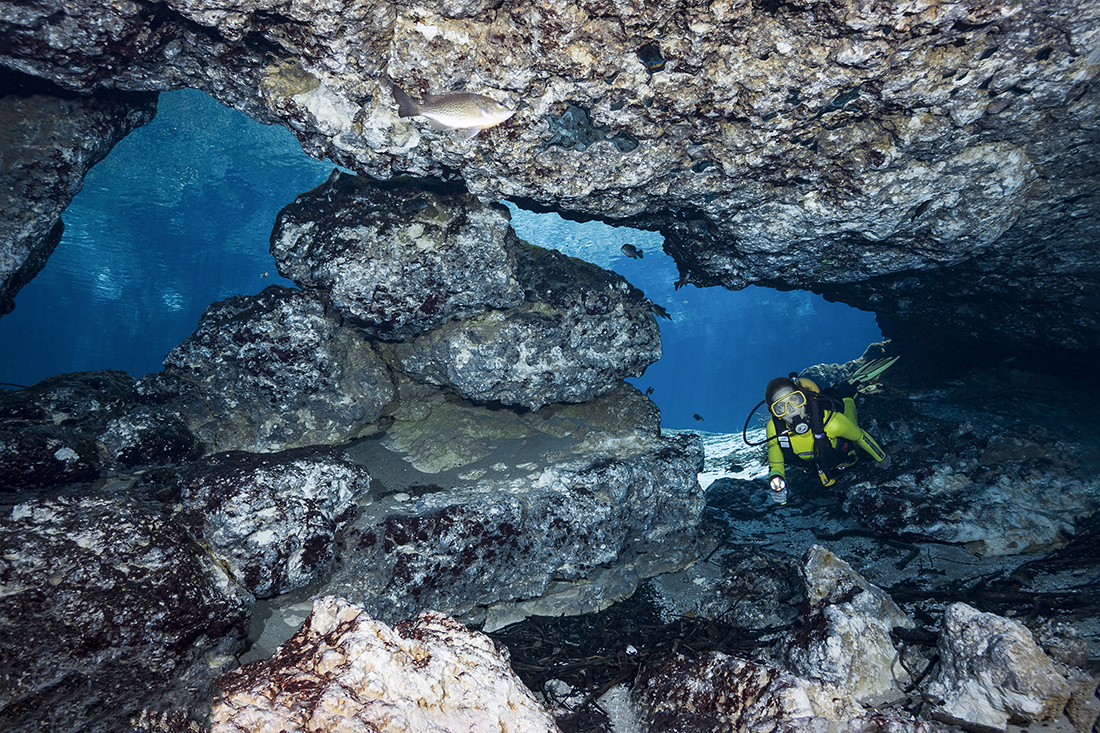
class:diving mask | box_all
[769,390,807,418]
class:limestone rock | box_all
[927,602,1071,731]
[212,596,560,733]
[831,367,1100,556]
[177,446,372,598]
[4,0,1098,359]
[270,171,524,340]
[780,545,915,706]
[97,403,203,471]
[0,496,253,733]
[1061,669,1100,733]
[0,72,155,317]
[160,285,395,453]
[0,370,200,497]
[323,386,705,626]
[633,650,932,733]
[392,243,661,410]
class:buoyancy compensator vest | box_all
[771,387,845,485]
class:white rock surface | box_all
[782,544,915,705]
[632,650,933,732]
[928,602,1071,732]
[212,596,561,733]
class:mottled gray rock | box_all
[0,370,200,497]
[0,72,155,317]
[927,602,1071,731]
[0,496,253,733]
[160,285,396,453]
[392,243,661,410]
[1061,669,1100,733]
[3,0,1098,360]
[0,371,130,493]
[213,597,560,733]
[269,171,659,411]
[321,385,705,628]
[780,545,914,706]
[98,403,203,471]
[633,651,933,733]
[177,446,372,598]
[270,171,524,340]
[829,364,1100,556]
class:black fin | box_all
[391,84,419,118]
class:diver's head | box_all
[766,376,809,431]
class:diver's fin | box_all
[848,356,899,385]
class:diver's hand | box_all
[877,455,892,470]
[768,476,787,505]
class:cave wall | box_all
[1,0,1098,364]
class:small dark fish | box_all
[910,199,933,221]
[402,196,430,214]
[674,272,689,290]
[693,413,704,421]
[650,303,671,320]
[644,387,654,396]
[621,244,644,259]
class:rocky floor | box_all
[238,423,1100,731]
[234,366,1100,732]
[482,428,1100,732]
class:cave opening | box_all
[0,88,882,433]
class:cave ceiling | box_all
[1,0,1098,364]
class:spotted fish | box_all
[391,83,515,139]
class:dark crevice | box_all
[816,86,861,118]
[541,104,639,153]
[635,43,665,74]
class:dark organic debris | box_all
[487,586,787,732]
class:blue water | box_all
[0,89,333,385]
[505,211,882,432]
[0,89,882,433]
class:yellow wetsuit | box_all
[766,397,887,486]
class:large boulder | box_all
[780,545,915,706]
[391,242,661,410]
[0,370,201,498]
[159,285,396,453]
[212,596,560,733]
[633,650,933,733]
[319,384,705,629]
[270,171,525,340]
[927,602,1072,731]
[0,496,253,733]
[270,172,660,411]
[177,446,373,598]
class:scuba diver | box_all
[744,357,897,505]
